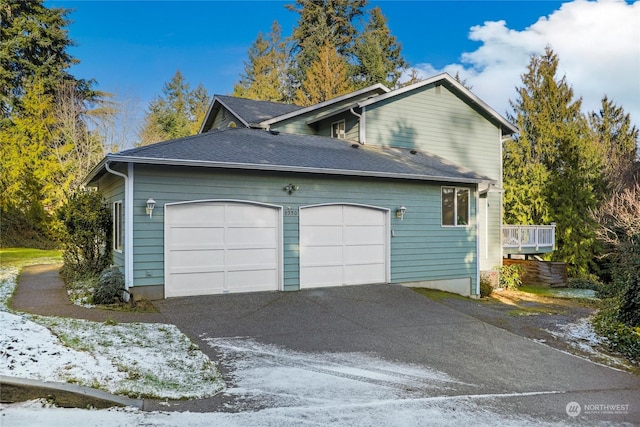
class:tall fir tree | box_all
[588,96,639,192]
[352,6,406,89]
[286,0,367,85]
[504,46,605,276]
[233,21,290,102]
[295,41,355,106]
[138,70,210,145]
[0,0,97,124]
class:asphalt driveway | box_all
[154,284,640,424]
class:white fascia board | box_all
[260,83,390,127]
[110,154,491,185]
[358,73,518,135]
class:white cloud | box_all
[414,0,640,128]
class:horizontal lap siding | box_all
[132,165,477,292]
[97,171,126,273]
[365,85,501,181]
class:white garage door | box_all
[300,204,389,289]
[165,201,281,298]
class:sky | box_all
[45,0,640,140]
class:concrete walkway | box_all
[11,264,166,323]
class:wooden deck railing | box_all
[502,224,556,253]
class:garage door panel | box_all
[344,264,386,284]
[227,204,278,225]
[167,227,224,246]
[343,206,384,225]
[165,202,280,297]
[169,272,225,297]
[344,245,385,264]
[344,226,385,244]
[300,266,344,287]
[227,227,277,245]
[226,248,278,266]
[300,225,342,246]
[169,249,225,269]
[300,205,388,289]
[301,205,343,225]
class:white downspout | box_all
[104,162,134,293]
[475,186,481,298]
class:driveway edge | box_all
[0,375,143,409]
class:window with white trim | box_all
[331,120,346,139]
[442,187,470,226]
[113,201,123,252]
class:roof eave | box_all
[260,83,390,126]
[109,155,490,185]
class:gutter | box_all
[104,162,133,295]
[107,154,492,185]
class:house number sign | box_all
[283,209,298,216]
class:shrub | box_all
[93,266,125,305]
[592,300,640,363]
[58,190,112,282]
[498,264,524,290]
[479,274,493,297]
[568,277,603,291]
[618,276,640,327]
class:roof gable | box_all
[200,95,303,132]
[359,73,517,136]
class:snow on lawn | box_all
[0,266,224,399]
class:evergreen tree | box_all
[588,96,639,192]
[504,47,605,276]
[138,70,210,145]
[352,6,406,89]
[295,41,355,106]
[233,21,290,102]
[287,0,367,83]
[0,0,96,124]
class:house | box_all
[84,73,520,300]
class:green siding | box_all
[131,165,478,294]
[364,84,502,181]
[96,169,126,273]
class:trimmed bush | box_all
[479,274,493,297]
[58,190,112,282]
[93,266,125,305]
[498,264,524,290]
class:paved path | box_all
[11,264,166,323]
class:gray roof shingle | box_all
[215,95,302,125]
[104,128,490,184]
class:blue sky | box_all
[46,0,640,140]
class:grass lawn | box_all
[0,248,63,267]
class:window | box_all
[113,201,123,252]
[331,120,346,139]
[442,187,470,226]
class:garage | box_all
[164,201,281,297]
[299,204,389,289]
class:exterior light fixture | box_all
[283,184,299,195]
[146,198,156,218]
[396,206,407,220]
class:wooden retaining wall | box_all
[503,258,567,287]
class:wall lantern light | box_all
[396,206,407,220]
[146,198,156,218]
[283,184,299,195]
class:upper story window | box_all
[113,200,123,252]
[331,120,346,139]
[442,187,470,227]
